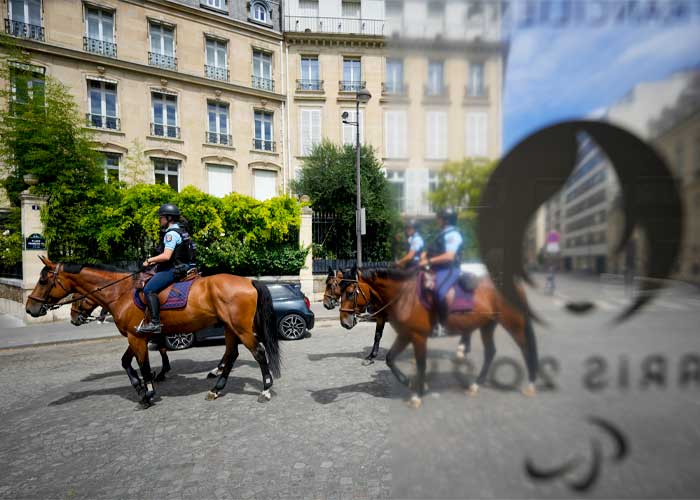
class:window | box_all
[153,158,180,191]
[84,7,116,57]
[386,170,406,213]
[384,110,407,158]
[207,102,230,145]
[102,153,120,183]
[385,59,403,94]
[300,108,321,156]
[427,60,444,96]
[342,109,364,145]
[342,0,361,18]
[298,0,319,17]
[254,110,274,151]
[205,38,228,80]
[426,111,447,159]
[299,56,320,90]
[468,62,485,97]
[207,164,233,197]
[88,79,118,130]
[149,22,176,70]
[252,50,273,91]
[251,1,269,23]
[253,169,277,200]
[341,58,362,91]
[7,0,43,40]
[151,92,179,138]
[201,0,227,11]
[9,62,45,109]
[466,112,488,156]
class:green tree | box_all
[291,141,400,261]
[428,158,496,260]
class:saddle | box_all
[418,270,476,314]
[133,268,200,311]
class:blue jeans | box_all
[143,269,175,295]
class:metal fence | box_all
[0,262,22,280]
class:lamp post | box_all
[342,87,371,267]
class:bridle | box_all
[338,277,398,320]
[323,276,340,308]
[29,263,142,314]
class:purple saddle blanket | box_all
[418,272,475,313]
[134,280,194,311]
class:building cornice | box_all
[11,38,286,103]
[284,33,384,49]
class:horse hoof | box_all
[467,383,479,397]
[206,390,220,401]
[406,395,422,409]
[521,384,537,397]
[258,389,272,402]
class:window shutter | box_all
[311,109,321,150]
[300,109,310,156]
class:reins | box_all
[338,277,400,318]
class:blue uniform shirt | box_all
[163,223,183,251]
[409,233,424,253]
[443,226,463,253]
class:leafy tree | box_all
[291,141,400,261]
[427,158,496,260]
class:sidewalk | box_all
[0,301,340,350]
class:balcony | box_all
[150,122,180,139]
[148,52,177,71]
[339,80,366,92]
[83,37,117,58]
[296,79,324,92]
[284,16,384,36]
[86,113,120,131]
[205,65,229,81]
[4,19,44,41]
[424,84,449,100]
[382,82,407,96]
[252,75,275,92]
[464,85,490,101]
[206,131,232,146]
[253,138,275,152]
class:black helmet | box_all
[437,207,457,225]
[158,203,180,217]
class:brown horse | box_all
[338,266,538,408]
[26,256,281,407]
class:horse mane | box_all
[61,262,131,274]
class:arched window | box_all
[251,1,269,23]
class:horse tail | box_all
[252,280,281,378]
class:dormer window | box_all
[250,1,270,24]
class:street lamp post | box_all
[342,88,371,267]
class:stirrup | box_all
[136,321,161,335]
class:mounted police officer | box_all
[396,219,424,270]
[419,208,464,325]
[137,203,195,335]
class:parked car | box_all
[162,282,314,350]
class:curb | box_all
[0,334,122,352]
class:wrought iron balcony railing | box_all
[205,65,229,81]
[296,79,324,92]
[382,82,407,96]
[150,122,180,139]
[148,52,177,70]
[4,19,44,41]
[464,85,489,99]
[206,131,232,146]
[253,138,275,152]
[284,16,384,36]
[83,37,117,58]
[86,113,120,130]
[339,80,366,92]
[252,75,274,91]
[424,84,449,98]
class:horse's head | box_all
[323,267,343,310]
[338,266,372,330]
[25,256,75,317]
[70,296,99,326]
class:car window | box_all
[267,285,295,300]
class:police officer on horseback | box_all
[419,208,464,324]
[137,203,195,335]
[396,219,424,270]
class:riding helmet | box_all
[437,207,457,225]
[158,203,181,217]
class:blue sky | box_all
[503,19,700,151]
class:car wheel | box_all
[278,313,307,340]
[164,332,195,350]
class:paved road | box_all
[0,273,699,499]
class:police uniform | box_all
[428,224,464,318]
[143,223,194,296]
[406,232,425,268]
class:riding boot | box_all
[137,292,162,335]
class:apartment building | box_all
[2,0,287,201]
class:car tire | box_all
[278,313,307,340]
[164,332,195,350]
